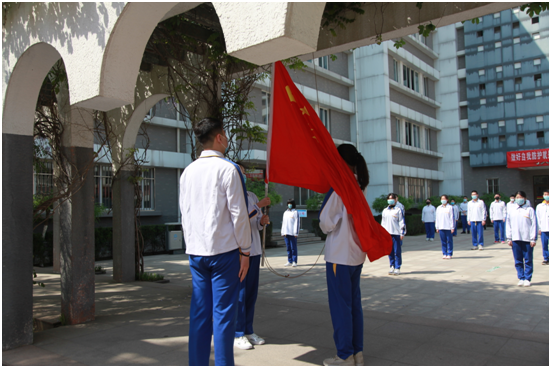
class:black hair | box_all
[544,189,549,194]
[337,144,369,191]
[494,194,501,198]
[514,191,527,199]
[471,190,478,194]
[194,117,224,145]
[287,199,296,209]
[426,198,431,202]
[441,194,449,200]
[387,193,398,200]
[463,195,468,198]
[510,194,515,197]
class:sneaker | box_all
[501,241,506,244]
[471,246,478,250]
[461,231,466,234]
[542,261,549,265]
[234,336,253,350]
[292,262,297,267]
[524,280,531,287]
[442,255,447,259]
[478,245,484,250]
[494,241,499,243]
[447,256,452,259]
[426,238,429,241]
[245,333,265,345]
[394,269,400,275]
[517,280,524,286]
[389,267,394,275]
[354,352,364,366]
[284,262,291,267]
[323,355,355,366]
[429,238,434,242]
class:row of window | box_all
[395,176,435,204]
[477,116,545,129]
[480,131,546,144]
[479,90,543,104]
[392,59,431,98]
[475,32,541,51]
[477,58,542,77]
[479,74,543,94]
[475,17,540,39]
[262,91,331,131]
[394,118,433,150]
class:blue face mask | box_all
[451,202,455,205]
[472,195,478,200]
[441,200,447,205]
[463,199,467,202]
[288,204,293,209]
[242,174,247,184]
[387,199,395,206]
[544,195,549,201]
[515,198,525,206]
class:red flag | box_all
[266,61,392,262]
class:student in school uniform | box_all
[467,190,487,250]
[382,193,406,276]
[506,191,537,287]
[490,194,507,244]
[536,190,549,266]
[319,144,369,367]
[459,196,470,234]
[234,165,271,350]
[394,194,407,240]
[436,195,455,259]
[422,199,436,241]
[179,118,251,366]
[451,199,459,237]
[282,199,300,267]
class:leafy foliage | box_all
[418,22,436,38]
[321,2,365,37]
[306,193,326,211]
[520,2,549,17]
[393,38,406,49]
[136,272,165,282]
[246,178,282,206]
[371,194,415,213]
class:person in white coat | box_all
[394,194,407,241]
[467,190,487,250]
[490,195,507,244]
[319,143,369,367]
[281,199,300,266]
[459,196,470,234]
[450,199,459,237]
[506,191,537,287]
[536,190,549,266]
[382,193,406,275]
[436,195,455,259]
[422,199,436,241]
[234,165,271,350]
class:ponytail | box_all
[337,144,370,191]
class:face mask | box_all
[515,198,525,206]
[544,195,549,201]
[463,199,467,202]
[220,134,229,154]
[472,195,478,200]
[426,202,431,205]
[288,204,293,209]
[242,174,247,184]
[451,202,455,205]
[495,197,500,201]
[510,198,515,202]
[387,199,395,206]
[441,200,447,205]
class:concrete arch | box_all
[122,94,168,151]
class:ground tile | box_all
[496,338,549,365]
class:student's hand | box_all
[530,241,536,248]
[508,240,512,247]
[436,229,439,233]
[539,230,542,235]
[468,221,471,226]
[257,197,271,208]
[239,253,250,282]
[491,220,494,223]
[482,221,486,226]
[260,215,270,225]
[400,235,404,240]
[422,221,425,224]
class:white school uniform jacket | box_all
[435,204,455,230]
[396,201,407,235]
[506,203,537,242]
[281,209,300,237]
[421,205,436,223]
[490,200,506,221]
[381,206,406,236]
[452,204,460,221]
[459,202,469,217]
[467,200,487,222]
[536,201,549,233]
[179,150,251,256]
[319,189,366,266]
[247,192,264,257]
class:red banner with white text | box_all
[507,148,549,168]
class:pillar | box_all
[112,167,136,282]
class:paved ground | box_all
[4,228,549,365]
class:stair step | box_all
[269,237,323,246]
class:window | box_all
[496,66,503,72]
[514,37,520,44]
[534,74,542,82]
[413,125,420,148]
[482,137,488,144]
[403,65,419,92]
[405,121,421,148]
[494,26,501,34]
[498,120,505,127]
[497,96,504,102]
[139,168,155,210]
[477,30,483,38]
[425,128,431,150]
[534,58,541,65]
[261,91,270,124]
[294,187,311,206]
[537,131,544,138]
[397,176,406,198]
[518,133,525,140]
[481,122,488,129]
[395,118,401,143]
[487,179,499,194]
[515,77,522,85]
[516,93,523,99]
[458,55,466,69]
[317,56,329,69]
[480,98,486,105]
[514,62,521,69]
[479,83,486,92]
[499,135,506,142]
[513,21,520,29]
[392,59,399,82]
[496,80,503,88]
[495,41,502,48]
[408,178,425,203]
[535,90,543,97]
[536,115,544,123]
[151,98,177,120]
[532,17,539,24]
[533,32,540,40]
[460,106,468,119]
[95,165,113,209]
[319,107,329,130]
[34,161,54,196]
[494,12,501,18]
[423,77,429,97]
[478,45,484,52]
[517,118,524,125]
[478,69,485,76]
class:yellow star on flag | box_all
[300,106,309,116]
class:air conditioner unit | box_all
[168,231,183,250]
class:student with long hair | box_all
[436,195,455,259]
[319,144,369,366]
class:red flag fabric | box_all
[266,61,392,262]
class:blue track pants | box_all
[493,220,505,242]
[542,232,549,262]
[326,262,363,361]
[512,241,534,281]
[189,249,240,366]
[424,222,435,239]
[461,215,469,233]
[439,230,453,256]
[388,235,402,269]
[235,255,261,337]
[284,235,298,263]
[470,221,484,246]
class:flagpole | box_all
[262,62,276,267]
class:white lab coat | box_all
[179,150,251,256]
[506,203,537,242]
[467,200,487,222]
[381,206,405,236]
[422,205,436,223]
[319,190,366,266]
[247,192,264,257]
[281,209,300,237]
[536,201,550,233]
[435,204,455,230]
[490,200,507,221]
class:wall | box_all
[389,89,437,119]
[330,110,351,141]
[392,148,439,170]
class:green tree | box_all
[372,194,414,213]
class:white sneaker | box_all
[284,262,291,267]
[517,280,524,286]
[442,255,447,259]
[426,238,429,241]
[394,269,400,275]
[523,280,531,287]
[447,256,452,259]
[389,267,395,275]
[354,351,364,366]
[323,355,355,366]
[292,262,297,267]
[245,333,265,345]
[234,336,253,350]
[478,245,484,250]
[429,238,434,242]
